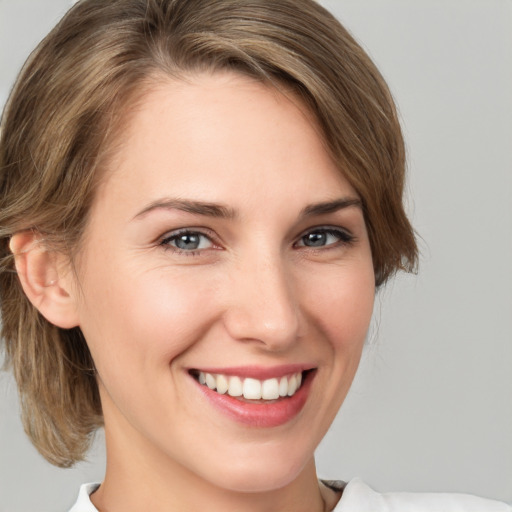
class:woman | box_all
[0,0,510,510]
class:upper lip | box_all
[189,364,315,380]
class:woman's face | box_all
[70,72,375,492]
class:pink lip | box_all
[190,364,313,380]
[191,369,315,428]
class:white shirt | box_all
[69,479,512,512]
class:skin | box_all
[15,71,375,512]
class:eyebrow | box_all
[133,198,237,220]
[300,197,362,217]
[133,196,362,221]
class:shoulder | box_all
[68,483,100,512]
[334,478,512,512]
[68,480,512,512]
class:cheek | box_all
[76,259,219,378]
[301,261,375,351]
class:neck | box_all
[92,423,327,512]
[93,453,325,512]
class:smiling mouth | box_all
[190,370,311,401]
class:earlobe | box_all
[9,231,80,329]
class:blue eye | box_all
[296,228,353,248]
[161,231,213,252]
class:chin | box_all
[195,444,314,494]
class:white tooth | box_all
[243,378,262,399]
[261,378,279,400]
[287,374,298,396]
[216,374,229,394]
[205,373,216,389]
[228,376,243,397]
[296,372,302,387]
[278,376,288,397]
[199,372,206,385]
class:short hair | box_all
[0,0,417,467]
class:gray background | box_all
[1,0,511,510]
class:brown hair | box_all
[0,0,417,467]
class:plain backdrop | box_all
[0,1,511,510]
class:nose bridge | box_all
[224,247,300,350]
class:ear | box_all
[9,231,80,329]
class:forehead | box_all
[92,71,355,217]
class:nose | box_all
[222,253,301,351]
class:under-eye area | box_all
[189,369,316,401]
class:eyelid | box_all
[160,226,214,239]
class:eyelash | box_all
[158,226,355,256]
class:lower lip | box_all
[193,372,314,428]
